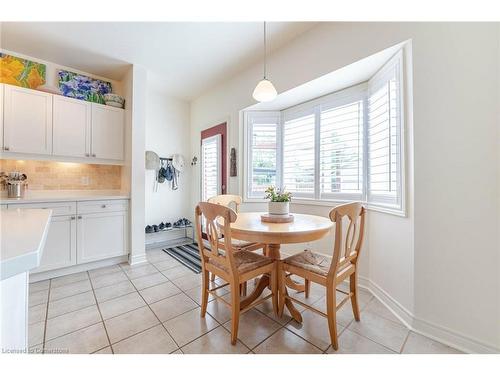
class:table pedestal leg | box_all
[238,243,303,323]
[267,244,303,323]
[285,274,306,292]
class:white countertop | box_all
[0,209,52,280]
[0,190,130,204]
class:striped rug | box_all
[162,243,202,273]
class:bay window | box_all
[244,51,405,215]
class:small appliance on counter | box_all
[0,171,28,199]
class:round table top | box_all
[229,212,333,244]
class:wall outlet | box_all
[81,176,90,186]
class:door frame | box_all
[201,122,227,197]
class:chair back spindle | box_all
[327,202,366,279]
[195,202,238,277]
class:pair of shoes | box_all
[145,225,154,234]
[152,224,159,232]
[158,222,172,230]
[173,218,191,228]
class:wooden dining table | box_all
[228,212,333,322]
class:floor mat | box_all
[163,243,202,273]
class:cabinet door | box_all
[91,104,124,160]
[3,85,53,154]
[77,211,128,264]
[53,95,91,157]
[32,215,77,273]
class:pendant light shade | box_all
[253,22,277,102]
[253,78,277,102]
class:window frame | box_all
[242,50,406,216]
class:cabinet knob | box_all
[4,147,9,151]
[70,216,76,220]
[92,154,96,157]
[77,215,82,219]
[101,204,106,208]
[85,153,90,157]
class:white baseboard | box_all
[29,255,128,283]
[129,253,147,266]
[357,276,499,354]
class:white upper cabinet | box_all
[53,95,91,158]
[1,84,125,162]
[3,84,53,154]
[91,104,124,161]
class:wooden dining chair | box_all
[207,194,265,252]
[278,202,366,350]
[195,202,278,344]
[207,194,267,295]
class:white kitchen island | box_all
[0,208,52,353]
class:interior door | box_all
[201,134,221,201]
[200,122,227,201]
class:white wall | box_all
[128,65,148,265]
[190,23,500,352]
[145,87,191,243]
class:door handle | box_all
[4,147,9,151]
[92,154,96,157]
[70,216,76,220]
[77,216,82,219]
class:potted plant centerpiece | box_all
[265,186,292,216]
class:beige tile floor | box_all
[27,247,463,354]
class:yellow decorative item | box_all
[0,53,46,88]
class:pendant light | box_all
[253,22,277,102]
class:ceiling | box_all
[248,42,405,111]
[1,22,317,100]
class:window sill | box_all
[243,197,407,217]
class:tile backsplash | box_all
[0,160,122,190]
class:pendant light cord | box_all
[263,21,267,79]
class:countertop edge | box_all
[0,209,52,281]
[1,195,130,204]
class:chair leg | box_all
[278,263,287,317]
[350,272,361,321]
[271,263,279,316]
[210,272,216,282]
[240,282,247,297]
[305,279,310,298]
[200,270,209,317]
[326,285,339,350]
[230,282,240,345]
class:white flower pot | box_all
[268,201,289,216]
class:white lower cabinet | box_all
[8,199,129,274]
[36,215,77,273]
[76,211,128,264]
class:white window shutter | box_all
[319,99,364,200]
[282,111,316,198]
[367,51,404,211]
[245,112,280,199]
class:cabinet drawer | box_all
[77,199,128,214]
[8,201,77,216]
